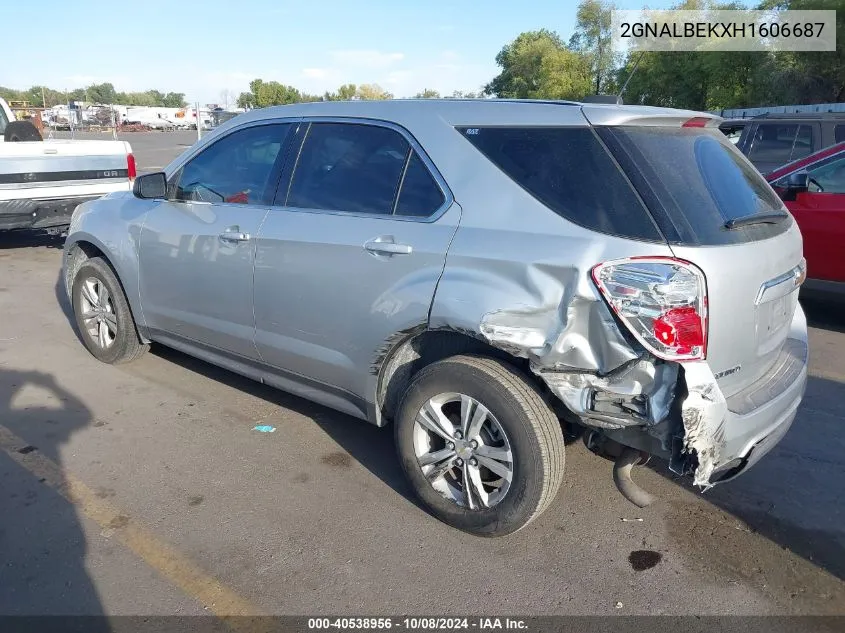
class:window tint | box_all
[0,107,7,135]
[748,123,814,164]
[836,125,845,144]
[395,151,445,217]
[174,124,289,205]
[808,154,845,194]
[598,126,788,246]
[288,123,409,214]
[456,126,661,241]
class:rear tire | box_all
[395,354,565,536]
[4,120,43,142]
[71,257,148,364]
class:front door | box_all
[253,121,459,405]
[139,122,293,358]
[785,152,845,283]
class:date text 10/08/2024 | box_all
[308,618,528,630]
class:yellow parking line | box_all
[0,424,271,632]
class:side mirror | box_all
[783,170,810,192]
[133,172,167,199]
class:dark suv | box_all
[735,112,845,175]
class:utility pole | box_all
[196,102,202,141]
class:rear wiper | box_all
[724,210,789,230]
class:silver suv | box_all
[63,100,809,536]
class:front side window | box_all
[808,154,845,194]
[173,124,290,205]
[287,123,409,215]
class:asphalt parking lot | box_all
[1,132,844,620]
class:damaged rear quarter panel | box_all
[428,191,680,432]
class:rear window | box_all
[747,123,814,165]
[597,126,791,246]
[456,127,662,241]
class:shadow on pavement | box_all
[653,373,845,582]
[801,293,845,334]
[148,345,420,508]
[0,230,65,250]
[0,368,109,624]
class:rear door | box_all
[597,123,805,399]
[774,152,845,283]
[253,120,459,404]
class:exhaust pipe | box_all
[613,447,655,508]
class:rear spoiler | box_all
[581,105,723,128]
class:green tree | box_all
[236,91,254,109]
[356,83,393,100]
[86,82,118,104]
[414,88,441,98]
[568,0,618,94]
[324,83,358,101]
[761,0,845,103]
[162,92,187,108]
[249,79,305,106]
[484,29,592,99]
[449,90,480,98]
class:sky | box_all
[4,0,682,105]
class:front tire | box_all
[395,355,565,536]
[71,257,148,364]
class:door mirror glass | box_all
[133,172,167,199]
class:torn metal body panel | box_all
[426,219,686,449]
[538,359,679,431]
[679,361,729,487]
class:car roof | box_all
[766,141,845,181]
[229,98,719,128]
[752,112,845,120]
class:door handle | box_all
[364,236,412,256]
[219,227,250,242]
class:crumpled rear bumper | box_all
[0,196,99,231]
[681,304,809,486]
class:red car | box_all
[767,141,845,293]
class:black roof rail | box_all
[752,111,845,119]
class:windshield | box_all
[597,126,791,246]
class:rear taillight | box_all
[127,153,137,180]
[592,257,708,361]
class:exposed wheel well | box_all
[376,328,564,426]
[64,241,107,298]
[64,240,146,342]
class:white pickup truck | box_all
[0,97,135,232]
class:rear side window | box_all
[288,123,409,215]
[747,123,814,164]
[598,126,789,245]
[456,127,661,241]
[835,124,845,144]
[396,151,445,217]
[0,107,7,135]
